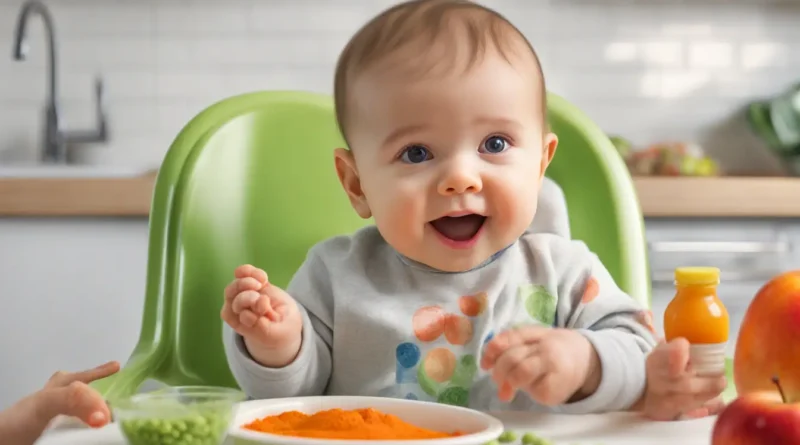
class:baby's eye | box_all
[480,136,509,154]
[400,145,432,164]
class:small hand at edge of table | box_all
[0,360,120,445]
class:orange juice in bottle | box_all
[663,267,729,376]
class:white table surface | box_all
[36,411,717,445]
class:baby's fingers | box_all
[481,326,549,370]
[673,374,727,397]
[224,277,262,302]
[234,264,268,283]
[681,396,726,420]
[238,309,260,328]
[493,344,544,389]
[68,361,120,385]
[491,343,546,403]
[681,406,710,420]
[239,291,280,321]
[665,338,691,378]
[38,382,111,428]
[232,290,262,314]
[497,381,515,402]
[645,396,696,421]
[701,396,726,416]
[220,303,240,330]
[46,361,120,389]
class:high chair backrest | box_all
[545,94,649,302]
[93,90,649,398]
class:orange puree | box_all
[242,407,460,440]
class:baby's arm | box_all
[223,247,334,399]
[551,238,658,413]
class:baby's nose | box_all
[438,166,482,195]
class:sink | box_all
[0,164,155,179]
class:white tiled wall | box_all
[0,0,798,173]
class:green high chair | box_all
[91,90,735,403]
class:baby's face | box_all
[341,48,556,272]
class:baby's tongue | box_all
[430,215,485,241]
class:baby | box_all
[222,0,726,420]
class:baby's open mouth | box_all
[429,214,487,242]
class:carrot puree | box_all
[242,407,461,440]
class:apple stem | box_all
[772,375,787,403]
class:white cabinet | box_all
[780,221,800,268]
[0,218,148,410]
[645,218,800,357]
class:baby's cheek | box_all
[490,178,537,237]
[371,192,426,253]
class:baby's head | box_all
[333,0,558,272]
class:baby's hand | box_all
[640,338,727,420]
[480,326,600,406]
[0,361,119,445]
[221,264,303,367]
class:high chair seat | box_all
[91,90,731,403]
[531,177,570,238]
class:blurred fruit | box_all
[623,140,720,176]
[695,157,719,176]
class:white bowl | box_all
[227,396,504,445]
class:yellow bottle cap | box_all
[675,267,720,286]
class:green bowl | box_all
[111,386,246,445]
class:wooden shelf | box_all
[0,172,156,217]
[634,176,800,218]
[1,173,800,218]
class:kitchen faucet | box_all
[11,0,108,164]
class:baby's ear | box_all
[333,148,372,219]
[540,132,558,178]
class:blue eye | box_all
[480,136,509,154]
[400,145,432,164]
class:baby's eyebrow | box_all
[472,116,524,131]
[382,123,429,149]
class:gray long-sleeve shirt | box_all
[223,227,657,413]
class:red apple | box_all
[712,378,800,444]
[734,270,800,398]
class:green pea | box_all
[484,440,500,445]
[521,432,553,445]
[498,430,517,442]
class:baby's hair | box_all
[333,0,548,147]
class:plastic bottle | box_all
[663,267,729,376]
